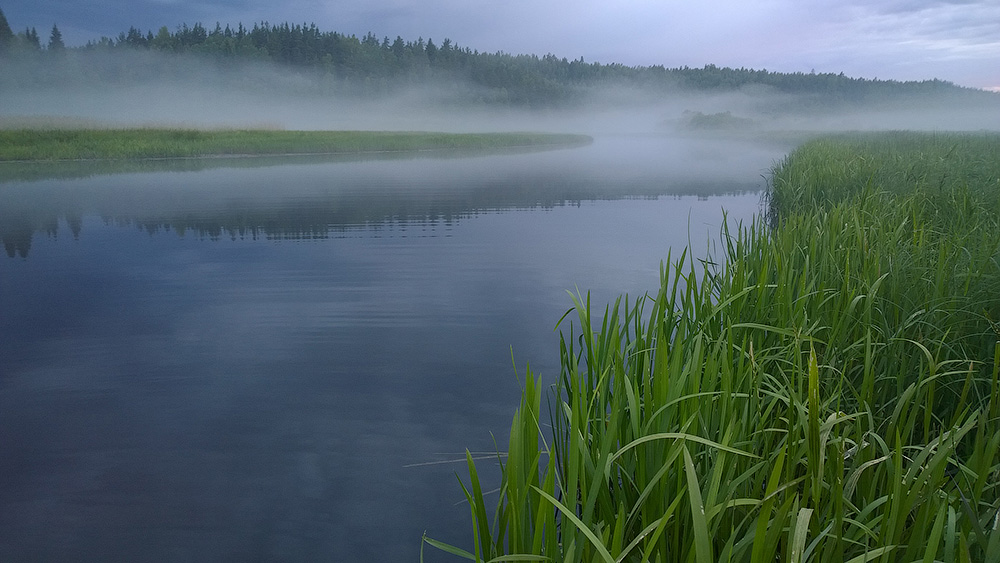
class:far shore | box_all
[0,128,593,162]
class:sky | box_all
[3,0,999,90]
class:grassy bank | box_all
[427,132,1000,561]
[0,129,592,161]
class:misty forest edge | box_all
[1,6,997,111]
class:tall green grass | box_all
[426,131,1000,562]
[0,129,592,161]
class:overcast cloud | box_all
[3,0,998,89]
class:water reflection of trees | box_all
[1,164,760,258]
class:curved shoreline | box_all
[1,144,588,165]
[0,129,593,163]
[429,130,1000,561]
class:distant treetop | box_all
[0,7,16,50]
[0,10,994,107]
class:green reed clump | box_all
[766,131,1000,220]
[0,129,592,161]
[425,131,1000,562]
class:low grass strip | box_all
[0,129,592,161]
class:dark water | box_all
[0,136,785,561]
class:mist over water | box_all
[3,50,999,133]
[2,44,999,563]
[0,133,778,561]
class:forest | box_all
[1,6,996,109]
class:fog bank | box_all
[2,49,999,136]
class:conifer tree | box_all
[24,27,41,50]
[0,7,15,51]
[48,23,64,51]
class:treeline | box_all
[0,6,994,107]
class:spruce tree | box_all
[25,27,41,50]
[0,7,16,51]
[48,23,64,51]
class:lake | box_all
[0,135,788,561]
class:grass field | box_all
[426,131,1000,562]
[0,129,592,161]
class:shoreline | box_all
[430,130,1000,561]
[0,129,593,162]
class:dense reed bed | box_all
[427,132,1000,562]
[0,129,591,161]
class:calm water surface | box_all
[0,136,786,561]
